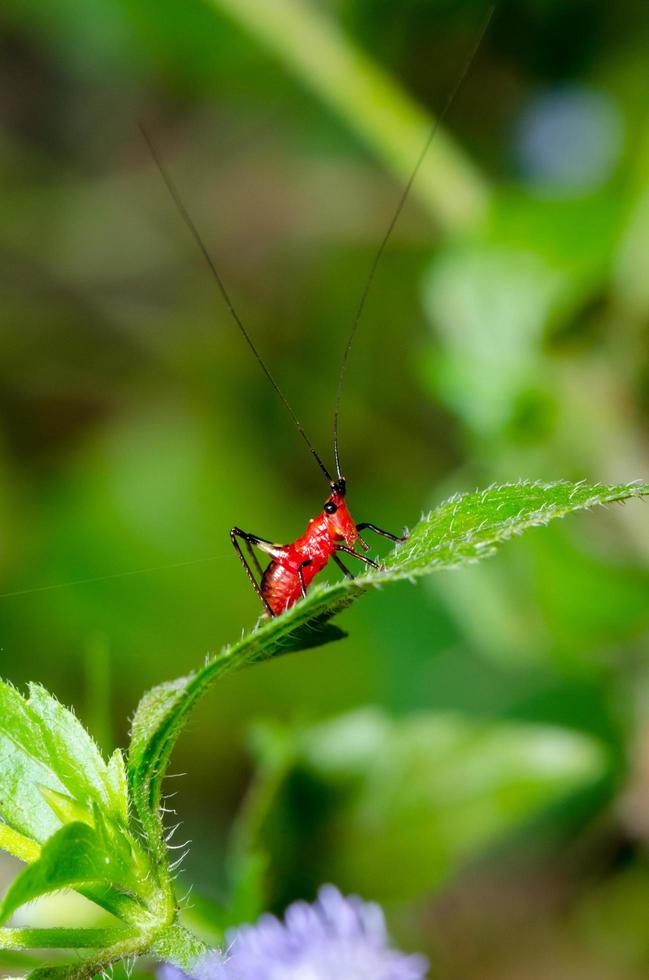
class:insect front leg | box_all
[230,527,284,616]
[336,544,380,570]
[355,522,409,543]
[333,554,354,580]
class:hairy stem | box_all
[0,927,140,951]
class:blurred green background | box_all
[2,0,649,976]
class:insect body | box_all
[230,478,404,616]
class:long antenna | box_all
[332,6,495,480]
[138,122,333,484]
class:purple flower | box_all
[161,885,427,980]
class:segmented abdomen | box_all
[260,560,302,616]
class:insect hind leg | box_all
[229,527,279,616]
[297,559,313,598]
[242,536,264,577]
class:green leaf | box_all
[0,682,129,851]
[0,810,146,931]
[0,683,67,844]
[0,824,40,864]
[38,788,92,829]
[27,685,125,819]
[0,682,158,930]
[128,480,649,854]
[423,244,561,436]
[106,750,129,825]
[258,709,608,902]
[0,822,130,923]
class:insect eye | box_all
[324,501,337,515]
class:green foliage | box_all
[0,682,127,845]
[207,0,489,229]
[0,0,649,978]
[25,685,128,824]
[2,0,649,974]
[1,821,135,924]
[379,481,649,578]
[0,825,39,865]
[0,681,180,974]
[0,480,644,975]
[128,480,648,864]
[250,708,607,903]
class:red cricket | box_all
[141,130,407,618]
[141,11,490,616]
[231,478,403,617]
